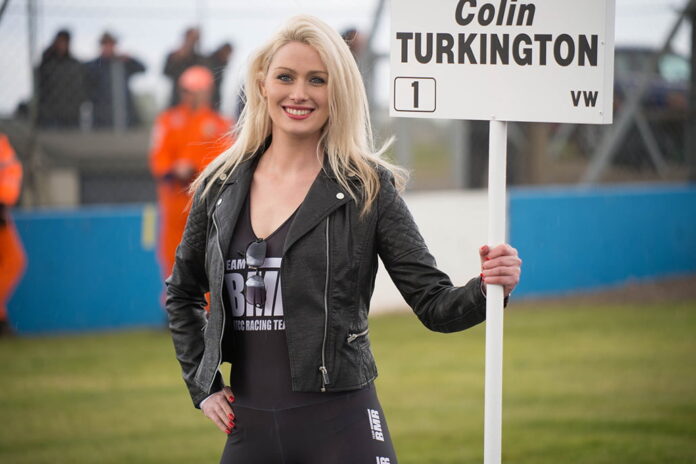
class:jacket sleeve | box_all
[125,57,146,75]
[375,171,487,333]
[165,183,223,407]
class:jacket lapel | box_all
[283,161,351,254]
[211,150,352,256]
[211,156,257,255]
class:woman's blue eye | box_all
[277,74,292,82]
[310,76,326,84]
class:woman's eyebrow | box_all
[273,66,327,75]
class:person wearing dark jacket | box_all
[163,27,207,107]
[83,32,146,129]
[37,29,85,128]
[165,15,521,463]
[207,42,234,111]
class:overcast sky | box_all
[0,0,692,117]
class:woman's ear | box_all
[259,79,267,98]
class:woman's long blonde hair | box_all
[191,14,408,217]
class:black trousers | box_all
[220,383,398,464]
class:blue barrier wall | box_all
[6,185,696,334]
[509,184,696,298]
[8,205,164,334]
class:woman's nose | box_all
[289,82,309,101]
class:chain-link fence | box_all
[386,42,693,190]
[0,0,380,207]
[375,1,695,190]
[0,0,693,207]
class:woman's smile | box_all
[283,105,315,119]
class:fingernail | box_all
[226,429,231,435]
[228,396,235,403]
[485,257,491,261]
[228,413,234,419]
[229,422,236,429]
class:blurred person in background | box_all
[83,31,146,130]
[0,135,26,337]
[207,42,235,111]
[165,16,521,462]
[341,27,366,62]
[37,29,85,128]
[164,27,207,107]
[149,65,232,287]
[341,26,373,101]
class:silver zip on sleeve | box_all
[346,328,369,344]
[319,216,331,391]
[209,208,226,393]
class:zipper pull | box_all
[346,328,369,344]
[319,365,330,392]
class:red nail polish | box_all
[226,429,231,435]
[228,413,234,419]
[229,396,235,403]
[485,257,491,261]
[229,422,235,429]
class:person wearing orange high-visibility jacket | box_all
[150,65,233,285]
[0,134,26,337]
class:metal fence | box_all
[0,0,693,208]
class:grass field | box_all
[1,301,695,463]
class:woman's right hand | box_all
[201,386,236,434]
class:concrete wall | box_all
[7,185,696,334]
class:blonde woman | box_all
[166,15,521,463]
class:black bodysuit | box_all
[219,191,398,463]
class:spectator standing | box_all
[37,29,85,128]
[163,27,207,107]
[83,32,146,130]
[207,42,234,111]
[0,135,26,337]
[149,66,233,284]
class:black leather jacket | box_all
[165,150,487,408]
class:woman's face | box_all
[261,41,330,141]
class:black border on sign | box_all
[393,77,437,113]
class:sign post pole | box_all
[484,120,508,464]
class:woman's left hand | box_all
[479,244,522,298]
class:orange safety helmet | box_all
[179,65,214,92]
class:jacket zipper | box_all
[319,216,331,392]
[209,207,226,393]
[346,328,369,343]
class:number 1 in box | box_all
[394,77,436,113]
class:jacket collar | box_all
[212,145,351,255]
